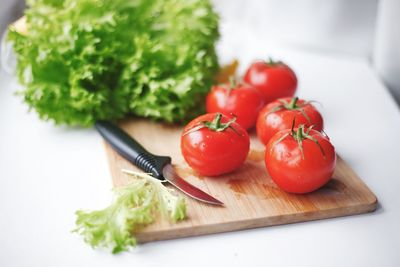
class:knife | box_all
[95,120,224,206]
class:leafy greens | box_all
[8,0,219,126]
[73,170,186,253]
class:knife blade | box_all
[162,164,223,205]
[95,120,224,206]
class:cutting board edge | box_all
[136,199,378,243]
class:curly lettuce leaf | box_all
[73,170,186,253]
[9,0,219,126]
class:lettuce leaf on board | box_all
[74,170,186,253]
[9,0,219,126]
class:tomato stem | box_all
[203,113,237,132]
[288,97,299,109]
[267,97,311,123]
[273,119,325,160]
[229,76,237,89]
[183,113,239,136]
[292,124,325,159]
[265,57,280,66]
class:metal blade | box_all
[162,164,224,206]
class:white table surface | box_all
[1,23,400,267]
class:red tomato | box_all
[206,82,264,130]
[181,113,250,176]
[244,60,297,104]
[265,125,336,193]
[256,97,323,145]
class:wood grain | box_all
[103,119,377,242]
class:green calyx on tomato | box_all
[223,76,238,97]
[183,113,238,135]
[268,97,312,122]
[274,120,325,159]
[203,113,238,132]
[229,76,238,89]
[264,57,281,66]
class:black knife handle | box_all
[95,121,171,180]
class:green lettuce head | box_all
[9,0,219,126]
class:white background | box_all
[1,1,400,266]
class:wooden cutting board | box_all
[104,119,377,242]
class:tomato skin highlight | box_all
[206,84,264,130]
[181,113,250,176]
[265,129,336,194]
[256,97,323,145]
[244,61,297,104]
